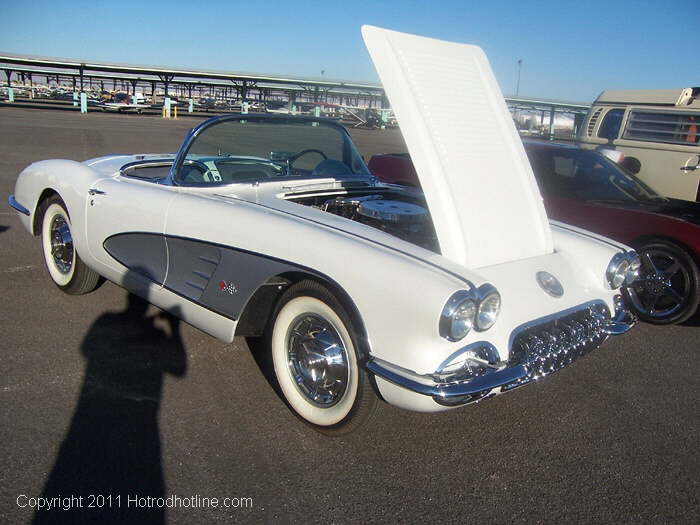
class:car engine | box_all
[321,194,438,251]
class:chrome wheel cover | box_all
[627,249,691,318]
[50,215,74,274]
[286,314,349,407]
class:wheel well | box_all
[32,188,59,235]
[235,271,372,361]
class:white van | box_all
[578,88,700,202]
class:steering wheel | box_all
[288,149,328,168]
[180,159,214,183]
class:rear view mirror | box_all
[622,156,641,175]
[270,151,294,162]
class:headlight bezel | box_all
[606,251,641,289]
[439,284,501,342]
[475,286,501,331]
[625,251,641,285]
[439,290,477,342]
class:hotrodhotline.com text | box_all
[17,494,253,511]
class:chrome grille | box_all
[505,303,610,389]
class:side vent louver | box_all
[586,108,603,136]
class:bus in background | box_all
[577,88,700,202]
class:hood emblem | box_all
[536,271,563,298]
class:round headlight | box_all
[625,252,641,285]
[606,253,630,289]
[450,299,476,340]
[476,291,501,331]
[440,291,477,342]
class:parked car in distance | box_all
[9,26,639,434]
[368,143,700,324]
[197,97,217,110]
[577,88,700,202]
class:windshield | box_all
[526,146,662,203]
[175,117,370,185]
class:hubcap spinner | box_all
[286,313,349,407]
[50,215,74,274]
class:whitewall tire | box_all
[269,280,377,435]
[40,195,101,295]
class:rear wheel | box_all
[40,195,101,295]
[269,280,377,435]
[625,239,700,324]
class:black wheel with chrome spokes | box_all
[625,240,700,325]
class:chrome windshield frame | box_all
[164,113,371,187]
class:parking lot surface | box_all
[0,107,697,524]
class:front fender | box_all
[550,220,632,291]
[13,159,103,253]
[165,192,471,375]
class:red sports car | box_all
[368,143,700,325]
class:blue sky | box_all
[0,0,695,103]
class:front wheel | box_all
[269,280,377,435]
[40,195,101,295]
[625,239,700,324]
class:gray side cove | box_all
[105,233,304,320]
[104,233,167,285]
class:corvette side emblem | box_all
[219,280,238,295]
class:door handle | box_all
[88,189,107,196]
[681,155,700,172]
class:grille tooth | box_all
[509,304,610,382]
[571,320,586,351]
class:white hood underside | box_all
[362,25,553,269]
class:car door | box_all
[85,176,179,284]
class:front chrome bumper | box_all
[367,298,636,407]
[8,195,30,216]
[602,296,636,335]
[367,359,528,406]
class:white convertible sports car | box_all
[8,26,639,434]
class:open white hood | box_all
[362,25,553,269]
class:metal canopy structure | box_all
[0,52,589,137]
[505,95,590,111]
[505,95,590,139]
[0,52,386,106]
[0,52,381,88]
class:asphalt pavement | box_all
[0,106,697,524]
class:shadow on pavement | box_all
[33,277,187,525]
[0,225,8,233]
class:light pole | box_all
[516,59,523,97]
